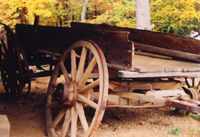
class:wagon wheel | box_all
[184,77,200,100]
[0,25,14,94]
[0,34,10,93]
[15,48,32,95]
[0,24,31,96]
[46,40,109,137]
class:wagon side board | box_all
[129,29,200,55]
[71,23,133,78]
[15,24,133,78]
[71,22,200,63]
[72,22,200,54]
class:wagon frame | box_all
[0,22,200,137]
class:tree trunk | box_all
[136,0,151,30]
[81,0,89,22]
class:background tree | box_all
[0,0,200,36]
[151,0,200,35]
[81,0,89,22]
[136,0,151,30]
[88,0,135,28]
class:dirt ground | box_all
[0,77,199,137]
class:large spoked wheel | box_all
[0,24,17,95]
[0,28,10,93]
[46,40,109,137]
[0,24,31,96]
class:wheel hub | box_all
[63,81,78,106]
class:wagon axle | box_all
[53,82,78,107]
[107,88,200,113]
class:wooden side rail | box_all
[134,42,200,63]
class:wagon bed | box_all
[119,53,200,78]
[1,22,200,137]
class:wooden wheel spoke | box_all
[79,57,97,85]
[76,103,89,132]
[61,109,71,137]
[76,47,87,81]
[197,80,200,89]
[60,61,70,83]
[52,109,66,128]
[185,78,200,88]
[192,77,195,87]
[71,50,77,81]
[71,107,78,137]
[185,78,191,88]
[79,79,100,93]
[78,94,98,109]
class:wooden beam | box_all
[107,104,165,109]
[135,51,173,60]
[118,71,200,79]
[135,42,200,63]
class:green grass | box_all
[168,128,181,136]
[190,113,200,121]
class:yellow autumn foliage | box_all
[0,0,200,35]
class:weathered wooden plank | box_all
[109,80,180,91]
[71,22,200,55]
[133,54,200,73]
[135,51,173,60]
[108,89,189,108]
[146,89,188,99]
[118,71,200,78]
[135,42,200,63]
[107,104,165,109]
[129,28,200,55]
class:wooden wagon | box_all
[0,22,200,137]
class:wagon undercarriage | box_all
[0,22,200,137]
